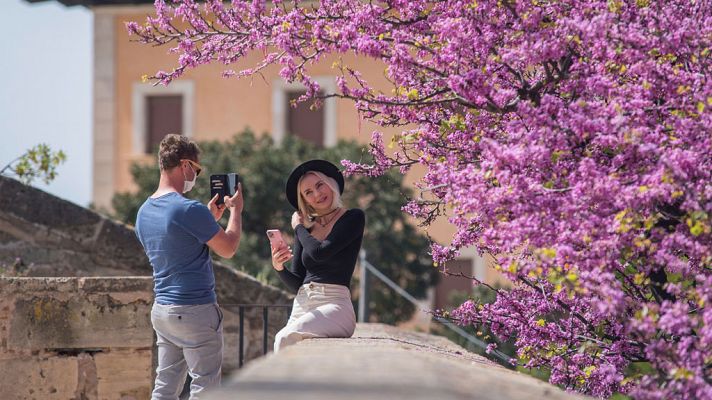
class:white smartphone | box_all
[266,229,286,249]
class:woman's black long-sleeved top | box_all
[277,208,365,293]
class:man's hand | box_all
[206,182,244,259]
[208,193,226,221]
[224,182,244,214]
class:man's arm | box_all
[207,184,244,258]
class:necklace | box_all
[313,208,341,227]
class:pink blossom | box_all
[131,1,712,397]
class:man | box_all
[135,134,243,399]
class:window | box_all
[286,90,325,146]
[272,77,336,147]
[132,81,194,155]
[145,95,183,153]
[434,258,474,310]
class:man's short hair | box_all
[158,134,201,171]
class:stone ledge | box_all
[207,323,591,400]
[0,175,150,276]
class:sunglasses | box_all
[181,159,203,176]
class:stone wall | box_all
[0,175,150,277]
[0,277,292,399]
[0,176,294,397]
[0,277,154,400]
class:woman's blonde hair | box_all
[297,171,343,228]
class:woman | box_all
[271,159,366,352]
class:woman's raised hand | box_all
[291,211,304,229]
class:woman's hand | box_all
[291,211,304,230]
[208,193,226,221]
[271,244,293,271]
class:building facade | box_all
[34,0,506,312]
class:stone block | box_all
[4,278,153,350]
[78,277,153,295]
[95,349,152,400]
[0,356,80,400]
[91,221,150,274]
[8,295,153,350]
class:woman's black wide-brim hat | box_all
[286,159,344,209]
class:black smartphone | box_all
[210,173,239,205]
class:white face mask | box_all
[182,163,197,193]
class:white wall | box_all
[0,1,92,206]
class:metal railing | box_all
[221,304,292,368]
[357,251,512,364]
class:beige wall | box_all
[107,9,454,235]
[112,9,390,193]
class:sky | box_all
[0,0,92,206]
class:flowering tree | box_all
[128,0,711,398]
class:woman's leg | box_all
[274,302,355,352]
[274,290,308,353]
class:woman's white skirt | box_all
[274,282,356,353]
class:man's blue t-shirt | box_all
[135,192,221,305]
